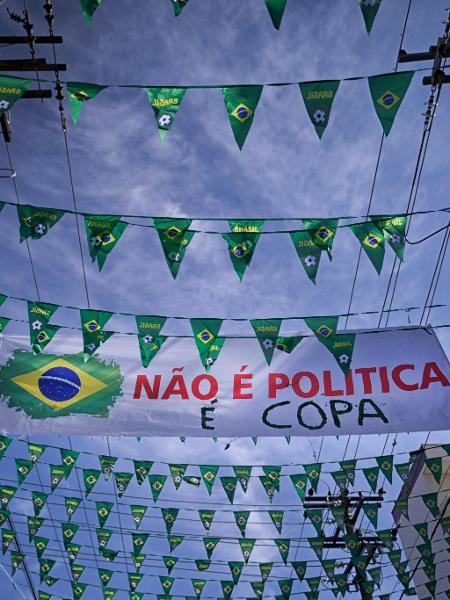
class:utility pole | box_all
[304,489,391,600]
[0,4,66,141]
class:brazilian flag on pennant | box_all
[372,214,408,261]
[61,448,79,478]
[149,474,167,502]
[159,576,174,594]
[358,0,382,33]
[203,537,220,559]
[0,350,122,418]
[135,316,167,368]
[251,319,282,365]
[163,555,178,574]
[229,561,243,584]
[222,85,263,149]
[276,336,303,354]
[0,436,12,459]
[190,319,223,371]
[67,82,106,123]
[146,88,186,141]
[0,75,30,117]
[275,538,290,565]
[221,581,235,600]
[133,460,153,486]
[200,465,219,495]
[96,501,113,528]
[290,230,322,283]
[220,477,238,504]
[162,508,179,534]
[17,205,65,242]
[265,0,288,29]
[299,80,340,139]
[234,511,250,537]
[154,218,195,279]
[376,454,394,483]
[171,0,190,16]
[83,469,100,496]
[79,0,102,23]
[303,218,339,257]
[27,301,60,354]
[223,220,264,280]
[32,491,48,516]
[290,473,307,501]
[84,215,128,271]
[351,222,386,274]
[291,561,306,581]
[368,71,414,135]
[16,458,33,485]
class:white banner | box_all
[0,326,449,437]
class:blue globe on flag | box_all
[38,366,81,401]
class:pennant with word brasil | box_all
[85,215,128,271]
[358,0,382,33]
[299,80,340,139]
[251,319,282,365]
[146,88,186,141]
[154,218,195,279]
[222,86,263,149]
[223,220,265,281]
[191,319,223,371]
[135,315,167,368]
[368,71,414,135]
[198,509,215,531]
[265,0,288,29]
[17,204,65,242]
[351,222,386,274]
[290,230,322,283]
[0,75,30,117]
[67,82,106,124]
[372,215,408,261]
[27,301,60,354]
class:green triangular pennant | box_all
[18,205,65,242]
[0,436,12,459]
[303,219,339,257]
[358,0,382,33]
[99,568,113,587]
[0,485,16,509]
[32,491,48,517]
[191,320,223,370]
[61,523,79,549]
[78,0,102,23]
[130,505,147,529]
[223,220,265,280]
[251,580,265,598]
[351,222,386,274]
[377,528,394,549]
[27,301,60,354]
[114,471,133,497]
[131,552,146,572]
[221,86,263,149]
[290,230,322,283]
[133,460,153,486]
[82,468,101,496]
[67,81,106,123]
[85,214,128,271]
[422,492,440,518]
[368,71,414,135]
[163,555,178,574]
[234,466,252,493]
[259,475,277,501]
[265,0,288,29]
[60,449,79,478]
[28,443,47,464]
[149,474,167,502]
[0,317,10,333]
[161,508,179,535]
[195,559,210,571]
[290,474,308,501]
[299,80,340,139]
[362,503,379,528]
[171,0,190,17]
[159,576,174,594]
[198,510,215,531]
[234,511,250,537]
[291,561,306,581]
[269,510,284,533]
[192,578,206,599]
[362,466,380,492]
[331,506,346,528]
[98,455,117,480]
[168,464,187,489]
[425,457,442,484]
[10,550,24,576]
[200,465,219,495]
[228,561,243,584]
[274,538,290,565]
[331,470,348,492]
[414,522,429,542]
[203,538,220,558]
[221,581,235,600]
[372,215,408,261]
[251,319,282,365]
[306,509,323,535]
[65,497,82,521]
[0,509,9,527]
[278,579,293,600]
[239,538,256,563]
[259,561,273,582]
[220,477,238,504]
[67,543,81,563]
[70,563,85,582]
[309,537,324,559]
[153,218,194,279]
[395,461,411,483]
[168,534,183,552]
[368,566,382,587]
[71,583,87,600]
[304,463,321,492]
[39,558,55,582]
[96,501,113,528]
[376,455,394,483]
[344,533,361,555]
[128,573,143,592]
[321,559,336,582]
[28,516,44,541]
[2,529,15,554]
[146,87,187,141]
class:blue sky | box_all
[0,0,450,598]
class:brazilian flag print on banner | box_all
[146,88,186,141]
[265,0,288,29]
[154,218,195,279]
[351,222,386,274]
[17,205,65,242]
[0,75,30,117]
[67,82,107,123]
[299,80,340,139]
[0,350,122,418]
[84,215,128,271]
[358,0,382,33]
[222,86,263,149]
[223,219,264,281]
[368,71,414,135]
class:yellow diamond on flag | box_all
[83,319,100,332]
[231,103,253,123]
[164,226,182,240]
[11,358,108,412]
[101,232,116,247]
[377,90,400,110]
[363,232,383,249]
[315,324,333,338]
[197,329,214,345]
[314,226,333,243]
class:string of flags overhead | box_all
[0,70,416,148]
[1,201,417,277]
[79,0,386,35]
